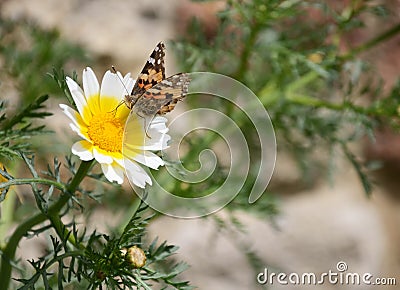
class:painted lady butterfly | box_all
[125,42,190,116]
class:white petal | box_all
[124,116,170,150]
[83,67,100,99]
[124,159,152,188]
[59,104,87,129]
[82,67,102,115]
[100,70,126,111]
[66,77,89,122]
[93,147,113,164]
[130,150,164,169]
[71,141,94,161]
[142,116,169,140]
[114,156,125,168]
[147,124,169,136]
[101,70,125,97]
[151,116,168,126]
[123,74,135,94]
[140,133,170,151]
[69,123,90,141]
[124,133,170,151]
[146,125,170,139]
[101,162,124,184]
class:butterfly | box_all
[124,42,190,116]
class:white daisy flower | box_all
[60,67,170,187]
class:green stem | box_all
[0,190,16,248]
[286,93,390,117]
[47,160,94,250]
[341,22,400,60]
[0,162,18,248]
[235,21,261,81]
[0,178,67,191]
[0,160,94,290]
[2,95,51,131]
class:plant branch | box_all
[286,93,391,117]
[2,95,51,131]
[341,22,400,60]
[0,160,94,290]
[234,21,261,81]
[0,178,67,192]
[18,250,84,287]
[47,160,95,250]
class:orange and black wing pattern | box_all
[125,42,190,115]
[133,73,190,116]
[125,42,166,109]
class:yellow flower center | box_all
[88,112,123,152]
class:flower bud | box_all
[125,246,146,268]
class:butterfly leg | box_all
[109,99,126,115]
[135,112,152,139]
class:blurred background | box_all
[1,0,400,289]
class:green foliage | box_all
[49,68,79,111]
[15,202,192,289]
[0,95,51,161]
[172,0,400,199]
[165,1,400,279]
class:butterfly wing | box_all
[125,42,166,109]
[133,73,191,116]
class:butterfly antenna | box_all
[111,65,131,95]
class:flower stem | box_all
[47,160,94,250]
[0,160,94,290]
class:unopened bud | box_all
[125,246,146,268]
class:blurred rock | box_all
[175,0,225,40]
[2,0,181,73]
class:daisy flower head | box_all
[60,67,170,188]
